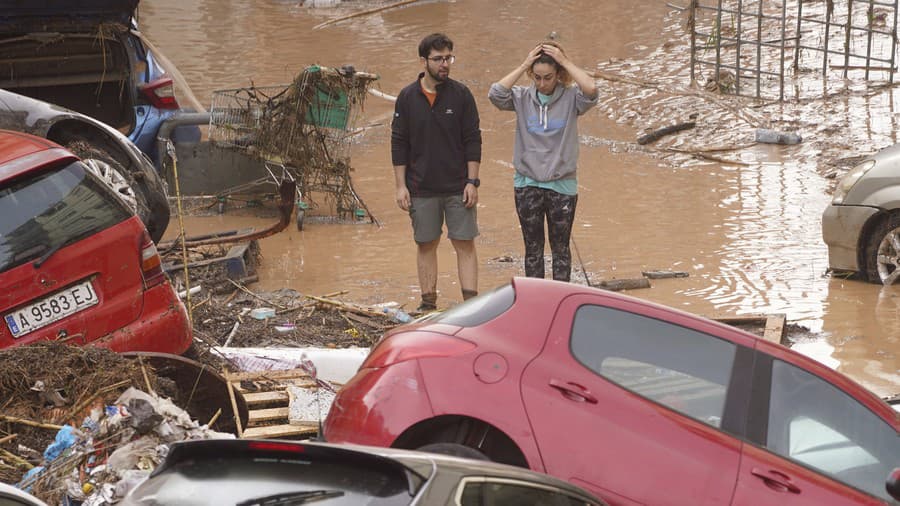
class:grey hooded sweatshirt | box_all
[488,82,597,182]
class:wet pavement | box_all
[142,0,898,397]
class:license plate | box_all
[4,280,98,338]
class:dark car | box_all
[119,439,606,506]
[0,129,191,354]
[0,88,169,243]
[0,0,199,166]
[325,277,900,506]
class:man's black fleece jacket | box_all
[391,74,482,197]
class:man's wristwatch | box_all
[466,178,480,188]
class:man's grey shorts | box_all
[409,194,478,243]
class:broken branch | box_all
[637,122,696,145]
[313,0,423,30]
[0,448,32,470]
[0,415,62,431]
[64,379,132,423]
[227,279,289,310]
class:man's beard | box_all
[427,66,448,82]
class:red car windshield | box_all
[0,160,131,271]
[423,283,515,327]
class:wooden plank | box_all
[225,368,311,383]
[241,423,318,439]
[248,407,289,423]
[226,379,243,437]
[708,314,768,324]
[763,314,787,344]
[233,378,317,393]
[242,391,289,405]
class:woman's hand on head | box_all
[521,44,543,70]
[540,43,569,65]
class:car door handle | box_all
[548,379,598,404]
[750,468,801,494]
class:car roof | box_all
[151,439,604,504]
[0,0,139,34]
[0,130,73,183]
[0,482,48,506]
[333,442,603,502]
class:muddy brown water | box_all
[142,0,898,397]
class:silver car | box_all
[119,439,606,506]
[823,143,900,284]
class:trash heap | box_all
[19,388,233,505]
[0,344,232,505]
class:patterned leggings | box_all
[514,186,578,282]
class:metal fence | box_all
[690,0,899,100]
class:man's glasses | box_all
[427,55,455,64]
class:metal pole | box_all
[757,0,763,97]
[737,0,744,94]
[824,0,833,76]
[890,0,898,83]
[795,0,804,70]
[781,0,787,100]
[844,0,853,78]
[715,0,725,90]
[690,0,697,83]
[865,0,875,79]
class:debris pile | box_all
[190,287,404,350]
[0,344,233,504]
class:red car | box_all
[0,130,191,353]
[325,277,900,506]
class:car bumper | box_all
[822,204,879,272]
[323,360,434,446]
[94,283,192,354]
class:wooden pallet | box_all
[224,368,321,439]
[710,313,787,344]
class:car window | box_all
[424,283,514,327]
[570,305,737,428]
[0,161,130,271]
[127,456,416,505]
[0,497,36,506]
[766,359,899,502]
[458,478,595,506]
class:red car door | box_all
[521,293,755,506]
[731,343,899,505]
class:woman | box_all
[488,42,598,281]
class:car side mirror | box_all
[887,468,900,501]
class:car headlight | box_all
[832,159,875,204]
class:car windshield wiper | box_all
[33,241,68,269]
[235,489,345,506]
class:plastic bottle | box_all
[755,128,802,145]
[382,307,412,323]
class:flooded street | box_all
[142,0,897,397]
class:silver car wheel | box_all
[81,158,139,213]
[875,226,900,285]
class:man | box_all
[392,33,482,311]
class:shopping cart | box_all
[209,65,378,224]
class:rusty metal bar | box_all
[736,0,743,93]
[757,0,763,97]
[780,0,787,100]
[690,0,697,83]
[795,0,804,70]
[844,0,853,77]
[714,0,725,90]
[891,0,898,83]
[866,0,875,79]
